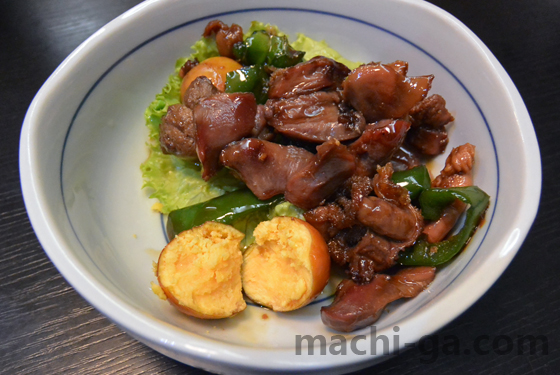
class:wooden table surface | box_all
[1,0,558,373]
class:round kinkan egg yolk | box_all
[180,56,242,99]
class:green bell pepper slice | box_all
[166,189,282,239]
[398,186,490,266]
[267,35,305,68]
[233,31,304,68]
[225,64,269,104]
[233,31,271,66]
[391,165,432,201]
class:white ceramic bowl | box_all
[20,0,540,373]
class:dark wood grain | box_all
[1,0,558,374]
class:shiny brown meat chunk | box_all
[285,139,356,209]
[342,62,433,122]
[220,138,313,199]
[409,94,454,129]
[323,164,423,282]
[321,267,436,332]
[386,60,409,76]
[345,231,404,283]
[390,146,421,172]
[424,200,467,243]
[194,93,257,180]
[251,104,275,141]
[327,226,367,264]
[182,76,220,110]
[303,203,354,240]
[304,174,373,240]
[202,20,243,58]
[268,56,350,99]
[341,174,375,215]
[349,119,411,177]
[266,92,365,143]
[370,164,423,244]
[432,143,475,188]
[406,126,449,156]
[159,104,197,159]
[372,163,413,207]
[304,164,421,283]
[423,143,475,243]
[406,94,454,156]
[357,196,422,242]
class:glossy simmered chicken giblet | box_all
[220,138,313,199]
[423,143,476,243]
[303,174,373,241]
[321,266,436,332]
[202,20,244,58]
[355,161,423,246]
[406,94,455,156]
[265,91,366,143]
[182,76,220,110]
[306,164,423,283]
[409,94,455,129]
[159,76,221,160]
[303,202,354,240]
[331,229,405,283]
[432,143,475,188]
[159,104,197,159]
[194,93,258,180]
[349,119,411,176]
[221,138,358,210]
[267,56,350,99]
[389,146,421,172]
[285,139,356,209]
[357,196,421,242]
[342,62,433,123]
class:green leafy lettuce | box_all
[268,201,305,220]
[292,34,362,69]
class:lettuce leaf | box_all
[291,33,362,69]
[189,37,220,62]
[244,21,285,38]
[268,201,305,220]
[141,148,243,214]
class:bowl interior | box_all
[21,1,539,372]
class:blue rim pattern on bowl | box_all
[60,7,499,314]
